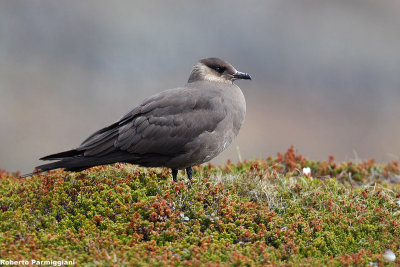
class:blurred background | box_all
[1,0,400,173]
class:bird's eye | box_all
[214,66,225,74]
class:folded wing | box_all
[38,87,226,171]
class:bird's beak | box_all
[233,71,252,80]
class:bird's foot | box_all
[186,166,193,180]
[171,168,178,182]
[172,167,192,183]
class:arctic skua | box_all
[24,57,251,181]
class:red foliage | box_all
[276,145,307,172]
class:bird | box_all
[23,57,251,181]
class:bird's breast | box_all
[194,85,246,163]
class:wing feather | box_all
[74,87,225,159]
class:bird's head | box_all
[188,57,251,84]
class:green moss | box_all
[0,149,399,266]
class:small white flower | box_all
[369,262,378,267]
[383,249,396,262]
[302,167,311,176]
[180,213,190,222]
[396,200,400,207]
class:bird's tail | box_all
[20,151,136,178]
[20,158,90,178]
[39,149,82,160]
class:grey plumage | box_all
[25,57,251,181]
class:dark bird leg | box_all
[186,166,193,180]
[171,169,178,182]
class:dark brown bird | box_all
[24,58,251,181]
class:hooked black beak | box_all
[233,71,252,80]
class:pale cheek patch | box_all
[203,74,232,84]
[199,65,233,84]
[189,63,235,84]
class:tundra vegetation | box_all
[1,147,399,266]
